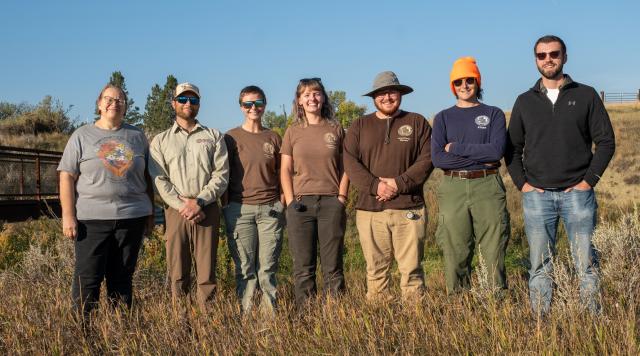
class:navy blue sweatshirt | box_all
[431,103,507,171]
[506,76,615,190]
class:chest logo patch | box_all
[568,101,576,106]
[263,142,275,158]
[324,132,338,149]
[397,125,413,142]
[475,115,490,129]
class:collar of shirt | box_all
[171,120,204,135]
[538,74,574,94]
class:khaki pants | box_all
[356,206,426,299]
[165,204,220,309]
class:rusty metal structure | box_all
[0,145,62,222]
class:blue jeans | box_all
[222,201,284,313]
[523,188,599,314]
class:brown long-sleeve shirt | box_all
[343,111,433,211]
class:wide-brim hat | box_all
[363,71,414,97]
[175,82,201,98]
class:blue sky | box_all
[1,0,639,132]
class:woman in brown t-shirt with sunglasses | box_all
[223,85,284,314]
[280,78,350,308]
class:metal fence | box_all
[0,146,62,221]
[600,90,640,103]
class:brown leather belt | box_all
[443,169,498,179]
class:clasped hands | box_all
[376,177,398,201]
[179,197,205,223]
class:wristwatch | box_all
[196,198,206,208]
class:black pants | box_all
[286,195,346,306]
[73,217,146,317]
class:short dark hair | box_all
[238,85,266,105]
[534,35,567,55]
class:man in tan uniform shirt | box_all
[150,82,229,309]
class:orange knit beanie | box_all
[450,57,481,95]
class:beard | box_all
[175,108,198,121]
[537,61,564,80]
[374,98,402,116]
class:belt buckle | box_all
[458,170,469,179]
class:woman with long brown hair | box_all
[280,78,349,308]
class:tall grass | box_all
[1,211,639,354]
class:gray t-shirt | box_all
[57,123,152,220]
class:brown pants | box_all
[165,204,220,309]
[356,207,426,300]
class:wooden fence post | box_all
[600,91,605,102]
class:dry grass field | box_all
[0,104,639,354]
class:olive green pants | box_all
[435,173,509,294]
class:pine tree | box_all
[143,75,178,134]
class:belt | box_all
[443,169,498,179]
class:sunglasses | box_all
[175,96,200,105]
[299,77,322,84]
[453,77,476,87]
[241,99,266,109]
[535,50,562,60]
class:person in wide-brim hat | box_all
[363,71,414,97]
[342,70,433,301]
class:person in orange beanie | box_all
[431,57,509,295]
[449,57,482,97]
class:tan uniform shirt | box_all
[225,127,281,204]
[150,121,229,210]
[281,120,344,196]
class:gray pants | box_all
[286,195,346,307]
[222,200,284,313]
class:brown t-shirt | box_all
[224,127,281,204]
[343,111,434,211]
[281,121,344,196]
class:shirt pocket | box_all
[195,142,215,171]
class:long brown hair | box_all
[291,78,337,127]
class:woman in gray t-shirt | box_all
[57,84,153,318]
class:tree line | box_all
[0,70,367,140]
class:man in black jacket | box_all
[506,35,615,316]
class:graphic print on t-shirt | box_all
[95,137,134,178]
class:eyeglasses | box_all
[299,77,322,84]
[535,50,562,60]
[241,99,266,109]
[375,90,400,98]
[453,78,476,87]
[102,96,126,106]
[175,96,200,105]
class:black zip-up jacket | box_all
[506,75,615,190]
